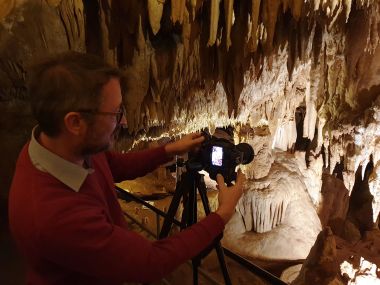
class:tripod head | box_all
[173,155,204,185]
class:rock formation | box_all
[1,0,380,283]
[223,152,322,260]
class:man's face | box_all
[81,78,126,155]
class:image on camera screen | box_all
[211,146,223,166]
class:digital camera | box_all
[190,131,254,184]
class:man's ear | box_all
[63,112,86,136]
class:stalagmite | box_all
[147,0,165,35]
[207,0,221,46]
[292,228,338,285]
[224,0,234,50]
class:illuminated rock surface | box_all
[1,0,380,283]
[223,152,322,260]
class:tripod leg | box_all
[159,178,187,239]
[185,172,202,285]
[197,176,212,215]
[197,175,232,285]
[213,243,232,285]
[188,173,198,226]
[192,260,199,285]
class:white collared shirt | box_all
[28,126,94,192]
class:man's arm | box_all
[105,146,170,182]
[37,197,224,283]
[106,133,205,182]
[164,133,205,156]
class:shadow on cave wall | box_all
[346,158,375,234]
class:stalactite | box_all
[171,0,186,24]
[58,0,85,51]
[0,0,15,20]
[261,0,281,51]
[344,0,352,22]
[369,160,380,223]
[248,0,261,52]
[150,53,160,102]
[303,78,318,141]
[314,0,322,11]
[123,16,150,133]
[224,0,234,50]
[287,22,297,80]
[291,0,303,21]
[282,0,290,12]
[190,0,197,20]
[182,6,191,57]
[136,14,145,51]
[272,120,297,151]
[46,0,62,6]
[147,99,159,125]
[3,0,380,234]
[207,0,221,46]
[172,43,184,91]
[147,0,165,35]
[237,180,292,233]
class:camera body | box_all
[190,132,254,184]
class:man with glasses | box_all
[9,51,244,285]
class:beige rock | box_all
[148,0,165,35]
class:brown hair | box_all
[28,51,123,137]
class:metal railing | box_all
[116,186,288,285]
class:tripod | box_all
[159,160,232,285]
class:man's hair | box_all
[28,51,123,137]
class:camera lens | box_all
[236,143,254,164]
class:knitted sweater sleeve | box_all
[37,196,225,283]
[105,146,171,182]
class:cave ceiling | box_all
[1,1,380,281]
[2,0,379,191]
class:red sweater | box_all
[9,143,225,285]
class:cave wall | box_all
[1,0,380,227]
[0,0,80,208]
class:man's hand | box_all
[215,170,245,224]
[164,133,205,156]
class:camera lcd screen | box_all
[211,146,223,166]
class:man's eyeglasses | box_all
[77,105,126,125]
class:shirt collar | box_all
[28,126,94,192]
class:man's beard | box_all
[81,142,110,156]
[80,125,121,156]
